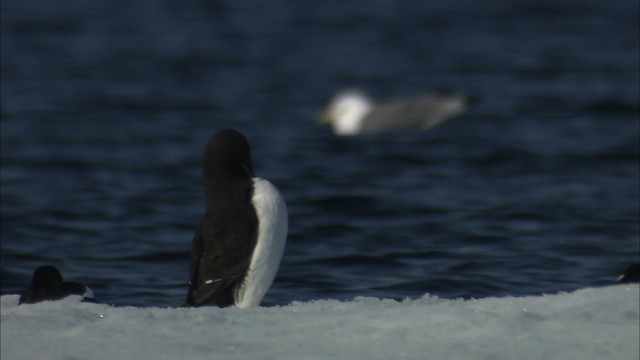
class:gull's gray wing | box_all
[360,94,468,134]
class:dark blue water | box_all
[2,0,638,307]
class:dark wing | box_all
[18,289,38,305]
[186,223,240,307]
[185,225,204,305]
[18,288,60,304]
[185,205,259,307]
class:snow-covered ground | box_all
[2,285,638,360]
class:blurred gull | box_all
[322,89,475,136]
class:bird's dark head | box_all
[32,265,64,292]
[203,129,254,181]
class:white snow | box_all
[2,285,638,360]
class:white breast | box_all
[235,178,288,308]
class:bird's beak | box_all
[319,111,333,124]
[241,162,254,177]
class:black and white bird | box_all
[322,89,475,136]
[185,129,288,308]
[19,265,95,304]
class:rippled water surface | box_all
[2,0,639,306]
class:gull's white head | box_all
[323,90,374,136]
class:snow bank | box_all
[2,285,638,360]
